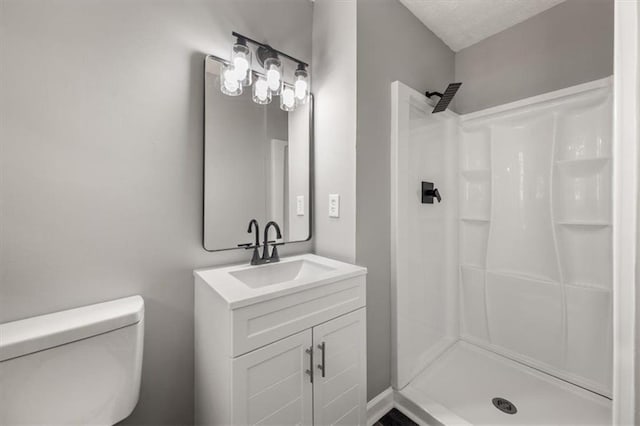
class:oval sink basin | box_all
[230,259,335,288]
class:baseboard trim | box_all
[366,387,394,426]
[367,388,441,426]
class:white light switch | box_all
[329,194,340,218]
[296,195,305,216]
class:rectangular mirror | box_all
[203,55,312,251]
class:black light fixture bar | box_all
[232,31,309,68]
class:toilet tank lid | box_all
[0,295,144,362]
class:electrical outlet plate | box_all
[296,195,305,216]
[329,194,340,218]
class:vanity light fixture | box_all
[216,31,310,112]
[294,64,309,105]
[231,37,252,86]
[280,83,296,112]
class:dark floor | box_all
[374,408,418,426]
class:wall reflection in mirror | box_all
[203,55,312,251]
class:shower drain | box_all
[492,397,517,415]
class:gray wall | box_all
[454,0,614,114]
[0,1,312,424]
[634,2,640,422]
[312,0,358,264]
[356,0,455,400]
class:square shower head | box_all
[432,82,462,113]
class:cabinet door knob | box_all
[317,342,326,377]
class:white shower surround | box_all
[390,82,459,390]
[391,77,614,424]
[460,78,613,396]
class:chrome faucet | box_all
[238,219,283,265]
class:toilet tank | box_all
[0,296,144,425]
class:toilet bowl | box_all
[0,296,144,425]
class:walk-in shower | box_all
[391,77,613,425]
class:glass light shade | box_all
[220,64,242,96]
[231,41,252,86]
[252,76,272,105]
[280,83,296,112]
[294,67,309,104]
[264,57,282,95]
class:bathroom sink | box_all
[194,254,366,308]
[230,259,335,288]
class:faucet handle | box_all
[433,188,442,203]
[238,243,262,265]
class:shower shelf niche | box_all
[555,157,611,182]
[556,157,611,166]
[460,173,491,219]
[554,155,611,225]
[459,132,491,271]
[460,217,490,222]
[556,221,611,227]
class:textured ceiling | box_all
[399,0,566,52]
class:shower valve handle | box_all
[422,181,442,204]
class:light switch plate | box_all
[296,195,305,216]
[329,194,340,218]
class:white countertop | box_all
[194,253,367,309]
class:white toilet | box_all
[0,295,144,425]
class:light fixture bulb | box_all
[294,65,309,104]
[256,80,268,98]
[252,76,271,105]
[267,68,280,91]
[280,84,296,112]
[224,77,239,92]
[233,56,249,79]
[231,38,252,86]
[223,69,237,87]
[283,88,294,107]
[263,57,282,95]
[295,80,308,100]
[220,64,242,96]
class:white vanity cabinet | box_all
[311,309,367,426]
[194,254,367,426]
[231,329,313,426]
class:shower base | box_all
[398,341,611,425]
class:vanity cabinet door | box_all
[232,329,313,426]
[312,309,367,426]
